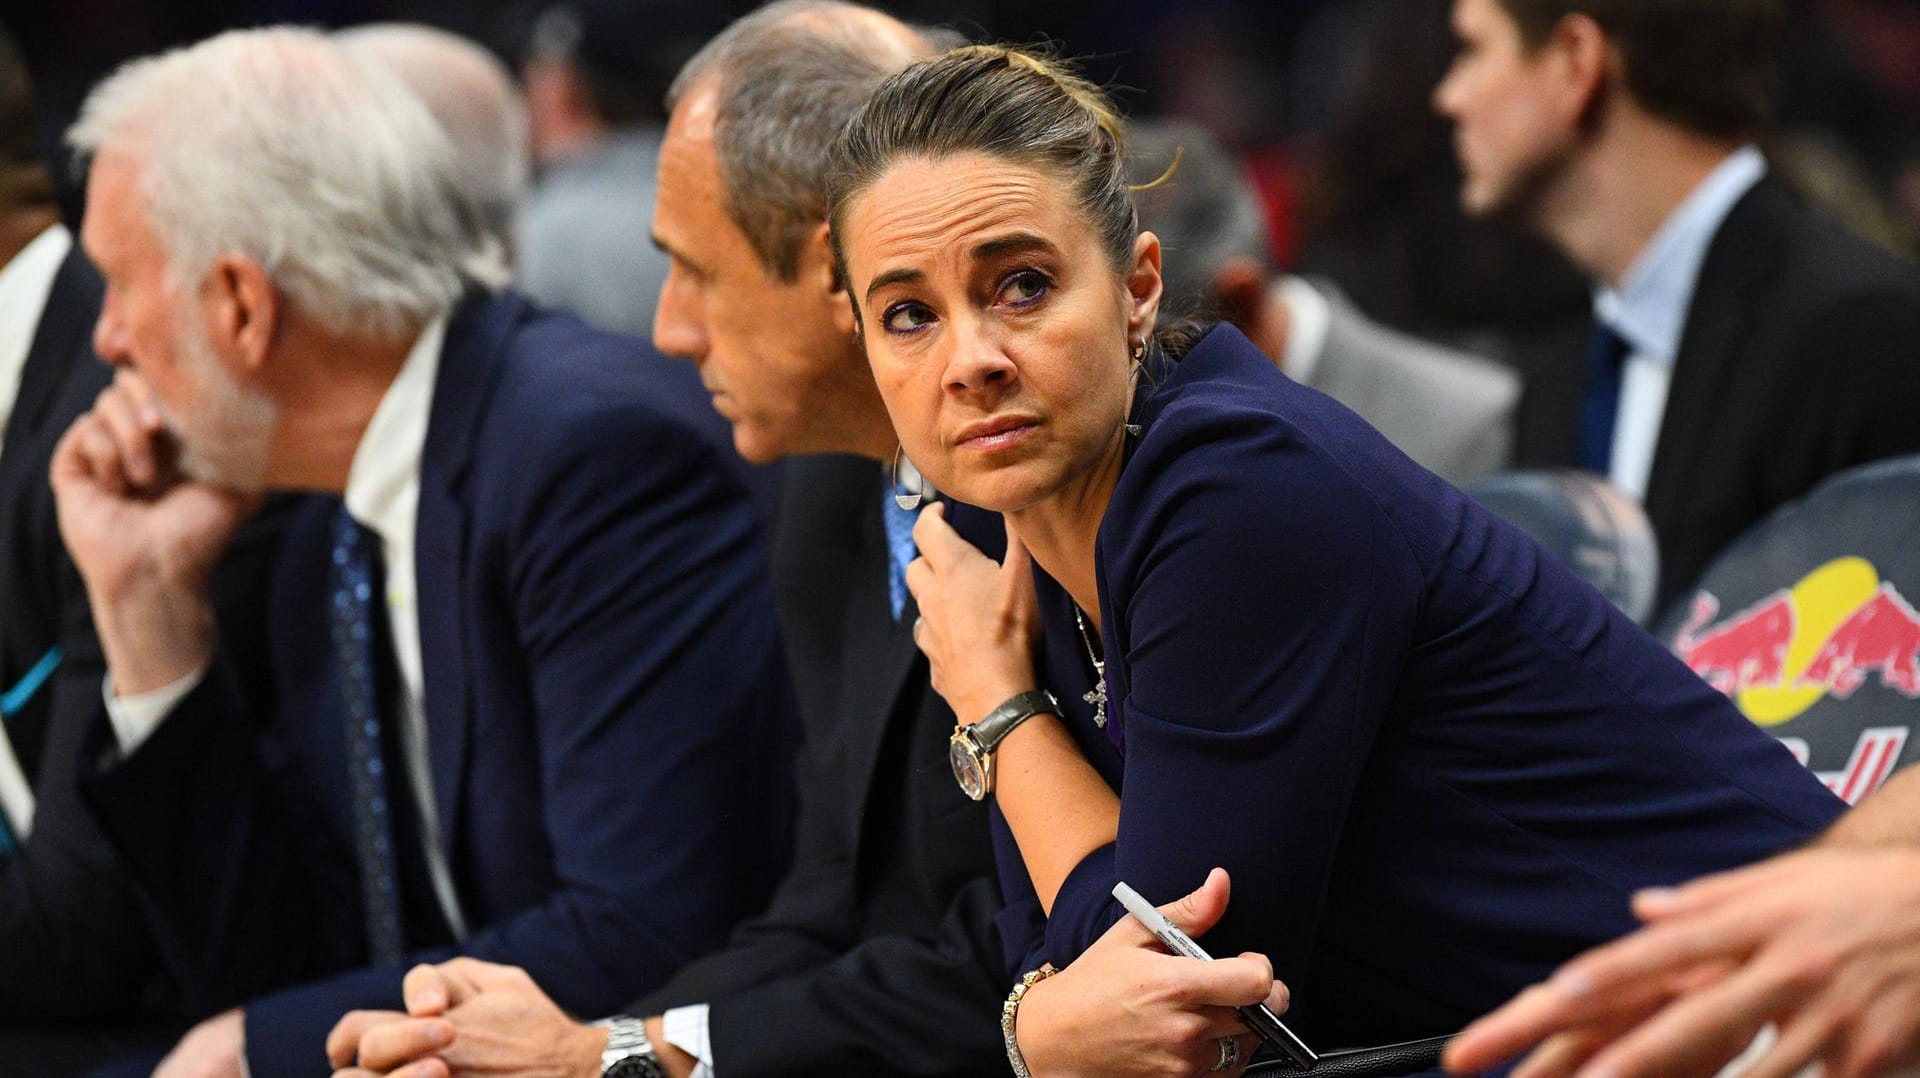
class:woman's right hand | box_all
[1015,868,1288,1077]
[906,505,1043,724]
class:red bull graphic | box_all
[1674,557,1920,804]
[1673,591,1795,696]
[1780,727,1908,806]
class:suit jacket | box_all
[79,292,798,1076]
[1512,178,1920,612]
[637,454,1006,1075]
[1304,278,1518,486]
[0,244,163,1022]
[997,325,1844,1048]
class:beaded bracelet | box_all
[1001,965,1058,1078]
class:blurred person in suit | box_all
[0,19,169,1029]
[1129,118,1518,486]
[326,5,1020,1077]
[1434,0,1920,612]
[514,0,730,343]
[56,26,793,1077]
[0,33,297,1074]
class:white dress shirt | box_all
[1276,273,1332,386]
[1593,145,1767,501]
[106,314,469,938]
[0,223,76,842]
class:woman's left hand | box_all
[906,505,1042,724]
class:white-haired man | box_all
[56,27,795,1077]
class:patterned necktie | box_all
[882,487,921,620]
[329,505,406,967]
[1578,322,1632,474]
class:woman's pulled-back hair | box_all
[828,45,1138,281]
[828,44,1211,358]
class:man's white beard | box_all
[168,310,278,492]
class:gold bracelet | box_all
[1002,965,1057,1078]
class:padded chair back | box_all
[1463,470,1660,624]
[1656,455,1920,804]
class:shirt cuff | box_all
[103,667,206,758]
[661,1003,714,1078]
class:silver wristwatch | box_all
[949,690,1061,801]
[596,1016,665,1078]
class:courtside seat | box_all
[1655,455,1920,805]
[1463,469,1660,625]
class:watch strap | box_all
[596,1015,662,1077]
[970,689,1061,752]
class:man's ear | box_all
[1127,231,1164,346]
[1209,257,1268,333]
[1547,12,1615,131]
[203,253,278,373]
[808,221,860,339]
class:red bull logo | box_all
[1674,557,1920,804]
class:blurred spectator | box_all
[336,22,529,286]
[1131,117,1517,485]
[0,18,168,1032]
[1293,0,1591,371]
[1434,0,1920,613]
[513,0,733,341]
[1779,0,1920,251]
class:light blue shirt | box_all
[1593,145,1767,500]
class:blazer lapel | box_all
[838,487,926,847]
[416,292,516,855]
[1643,181,1784,539]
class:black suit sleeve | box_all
[0,609,167,1020]
[695,875,1006,1077]
[638,733,856,1008]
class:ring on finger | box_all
[1210,1035,1239,1072]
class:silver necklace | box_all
[1072,605,1107,728]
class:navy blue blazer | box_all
[80,292,797,1075]
[993,324,1845,1047]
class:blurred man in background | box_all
[1130,117,1518,486]
[1435,0,1920,611]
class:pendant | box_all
[1084,664,1108,728]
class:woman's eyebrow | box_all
[974,233,1053,260]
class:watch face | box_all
[606,1057,665,1078]
[949,735,988,800]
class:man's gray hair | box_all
[1127,118,1271,316]
[69,26,491,338]
[337,23,531,286]
[668,0,956,281]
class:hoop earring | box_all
[892,444,927,511]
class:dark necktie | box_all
[1577,322,1632,474]
[329,505,405,967]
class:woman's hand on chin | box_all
[906,506,1042,723]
